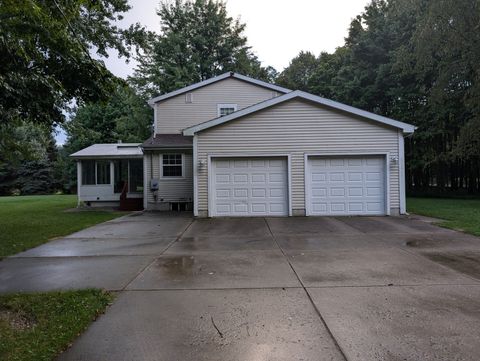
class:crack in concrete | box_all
[263,218,349,361]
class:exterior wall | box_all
[154,78,279,134]
[144,151,194,210]
[196,99,402,216]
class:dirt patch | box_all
[0,309,36,331]
[423,252,480,280]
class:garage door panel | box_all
[212,157,288,216]
[329,173,345,182]
[308,156,385,216]
[312,172,326,182]
[233,174,248,183]
[234,188,248,198]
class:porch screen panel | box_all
[82,160,96,185]
[96,161,111,185]
[114,160,128,193]
[129,159,143,193]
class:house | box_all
[71,72,415,217]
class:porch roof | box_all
[70,143,143,159]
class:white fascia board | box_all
[183,90,416,135]
[147,72,291,106]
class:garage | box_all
[306,155,386,216]
[210,157,289,216]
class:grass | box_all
[407,197,480,236]
[0,289,114,361]
[0,195,127,258]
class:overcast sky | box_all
[57,0,369,144]
[103,0,370,78]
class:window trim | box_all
[160,153,185,179]
[217,103,237,117]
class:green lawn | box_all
[0,195,126,258]
[407,197,480,236]
[0,290,113,361]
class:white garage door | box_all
[211,157,288,216]
[307,156,386,216]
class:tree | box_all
[0,121,57,195]
[0,0,150,127]
[279,0,480,193]
[131,0,276,96]
[59,85,153,191]
[276,51,318,91]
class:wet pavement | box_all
[2,212,480,360]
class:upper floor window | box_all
[162,154,183,178]
[217,103,237,117]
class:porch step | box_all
[119,198,143,211]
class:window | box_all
[82,160,96,185]
[217,103,237,117]
[82,160,111,185]
[162,154,183,177]
[96,160,111,184]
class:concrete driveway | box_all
[1,213,480,360]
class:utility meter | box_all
[150,178,159,191]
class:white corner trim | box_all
[77,161,82,207]
[386,152,391,216]
[287,154,292,216]
[183,90,416,136]
[304,153,309,216]
[398,132,406,214]
[193,135,199,217]
[143,155,148,210]
[207,155,213,217]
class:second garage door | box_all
[211,157,288,216]
[307,155,386,216]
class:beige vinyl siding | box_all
[155,78,278,134]
[144,152,193,206]
[196,99,401,215]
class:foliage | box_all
[0,195,126,258]
[407,197,480,236]
[0,122,57,196]
[16,160,55,195]
[0,289,113,361]
[0,0,150,127]
[276,51,317,91]
[58,85,152,191]
[131,0,277,96]
[278,0,480,193]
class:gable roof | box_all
[183,90,416,135]
[70,144,143,159]
[147,72,291,106]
